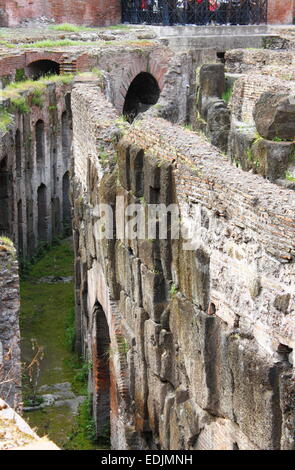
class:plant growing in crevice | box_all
[22,338,44,407]
[222,87,233,104]
[169,283,178,296]
[9,96,30,114]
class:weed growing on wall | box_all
[0,108,13,133]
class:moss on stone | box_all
[0,108,13,133]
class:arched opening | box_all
[17,199,23,256]
[27,60,60,80]
[52,197,61,239]
[26,198,35,258]
[37,184,48,242]
[0,157,11,236]
[36,120,45,167]
[62,111,71,164]
[123,72,160,123]
[15,129,21,177]
[62,171,71,235]
[93,302,110,439]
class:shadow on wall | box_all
[92,302,110,440]
[0,157,11,236]
[123,72,160,123]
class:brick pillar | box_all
[267,0,294,25]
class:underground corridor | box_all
[27,60,60,80]
[123,72,160,122]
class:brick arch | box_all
[25,52,64,69]
[115,55,168,113]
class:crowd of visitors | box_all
[122,0,266,26]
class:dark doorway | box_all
[0,157,11,236]
[62,111,71,164]
[15,129,22,177]
[62,171,71,235]
[17,199,23,256]
[36,120,45,167]
[27,60,60,80]
[37,184,48,242]
[123,72,160,122]
[93,302,110,438]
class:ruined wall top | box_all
[0,238,21,411]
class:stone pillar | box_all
[267,0,294,25]
[0,238,21,411]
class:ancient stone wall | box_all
[0,239,21,411]
[0,0,121,27]
[267,0,294,25]
[0,81,72,258]
[71,82,295,450]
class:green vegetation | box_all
[1,75,73,118]
[0,108,13,133]
[0,236,15,258]
[10,96,30,114]
[246,146,260,170]
[253,132,263,145]
[222,87,233,104]
[20,39,101,49]
[273,136,283,142]
[31,88,44,108]
[15,68,26,82]
[67,398,109,450]
[20,239,105,449]
[49,23,86,33]
[169,283,178,296]
[0,40,14,49]
[107,24,132,30]
[285,170,295,182]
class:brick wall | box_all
[267,0,294,25]
[0,0,121,27]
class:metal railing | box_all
[122,1,268,26]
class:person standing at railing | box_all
[216,0,229,24]
[208,0,219,23]
[159,0,170,24]
[195,0,208,25]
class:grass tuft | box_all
[0,108,13,133]
[49,23,84,33]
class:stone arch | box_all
[35,119,45,167]
[15,129,21,177]
[93,301,111,438]
[115,54,168,113]
[27,59,60,80]
[62,171,71,234]
[123,72,160,122]
[37,184,48,242]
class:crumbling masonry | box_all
[0,26,294,450]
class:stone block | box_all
[178,248,210,311]
[141,264,167,322]
[254,92,295,141]
[206,98,231,152]
[228,336,285,449]
[129,145,144,198]
[228,123,257,171]
[252,138,295,180]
